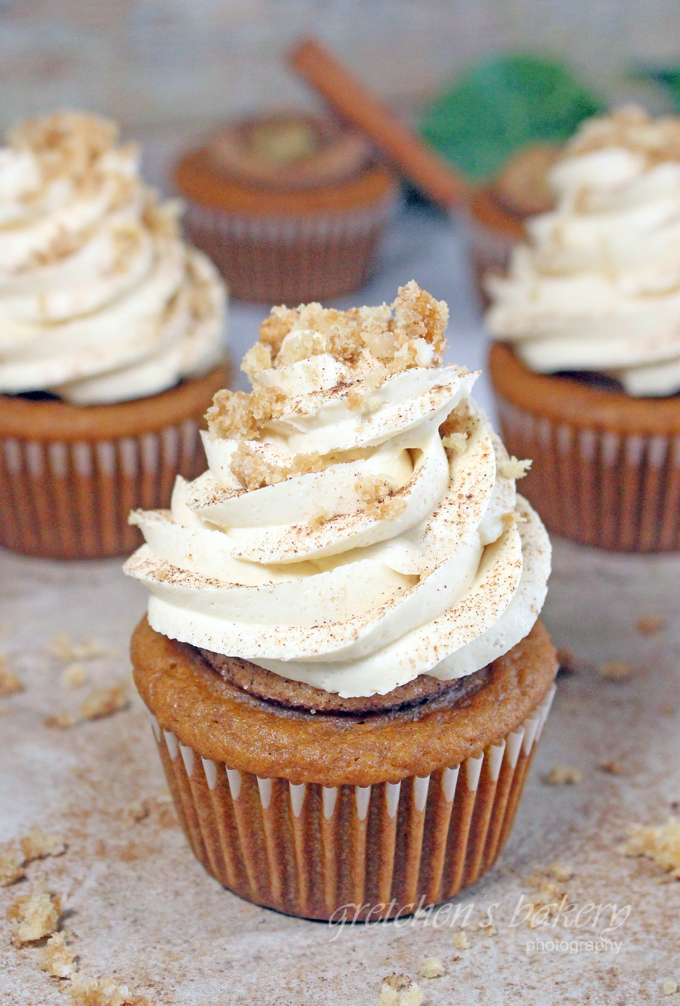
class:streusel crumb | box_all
[499,456,532,480]
[597,660,632,681]
[355,477,407,521]
[663,979,678,996]
[68,973,155,1006]
[241,342,273,380]
[61,663,87,688]
[21,827,66,863]
[453,931,470,950]
[0,846,25,887]
[379,974,423,1006]
[230,443,323,491]
[0,660,22,698]
[637,614,666,635]
[81,685,128,721]
[206,385,286,440]
[45,633,113,662]
[441,431,468,453]
[567,105,680,165]
[7,880,61,945]
[546,765,582,785]
[419,957,446,979]
[41,932,76,978]
[45,711,78,730]
[623,817,680,878]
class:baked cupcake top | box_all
[0,111,226,405]
[124,282,551,698]
[486,106,680,397]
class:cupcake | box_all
[174,112,398,303]
[125,281,556,920]
[486,107,680,552]
[0,111,229,560]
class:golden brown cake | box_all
[174,113,398,303]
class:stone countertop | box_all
[1,207,679,1005]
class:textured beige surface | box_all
[1,533,679,1005]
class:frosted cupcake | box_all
[125,282,556,920]
[487,107,680,551]
[0,112,229,559]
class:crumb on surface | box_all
[623,817,680,878]
[61,663,87,689]
[45,633,113,662]
[41,932,76,978]
[637,614,666,635]
[419,957,446,979]
[546,765,582,785]
[68,972,155,1006]
[21,827,66,863]
[600,761,624,775]
[45,711,78,729]
[453,931,470,950]
[0,658,22,698]
[499,456,532,480]
[597,660,632,681]
[663,979,678,996]
[556,647,578,674]
[230,443,323,491]
[7,880,61,945]
[81,685,128,721]
[379,974,423,1006]
[548,861,574,883]
[0,845,25,887]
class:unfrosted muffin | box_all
[125,282,556,920]
[0,111,229,559]
[487,107,680,551]
[174,112,398,303]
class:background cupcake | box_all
[125,282,556,920]
[0,111,229,560]
[487,107,680,552]
[174,112,398,303]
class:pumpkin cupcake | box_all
[0,111,229,559]
[487,107,680,551]
[125,281,556,920]
[174,112,398,303]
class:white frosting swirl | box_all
[124,288,550,698]
[486,108,680,396]
[0,112,226,404]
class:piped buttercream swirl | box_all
[124,283,550,697]
[0,111,226,404]
[486,107,680,397]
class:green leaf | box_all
[420,54,603,182]
[632,65,680,111]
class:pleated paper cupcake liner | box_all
[148,685,555,921]
[496,393,680,552]
[0,418,208,560]
[184,197,395,304]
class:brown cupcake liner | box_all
[0,364,229,560]
[184,197,396,304]
[495,393,680,552]
[464,190,524,308]
[147,685,555,921]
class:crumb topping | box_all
[624,817,680,878]
[566,105,680,165]
[379,974,424,1006]
[499,456,532,480]
[7,880,61,945]
[354,476,408,521]
[453,931,470,950]
[208,281,449,441]
[0,846,25,887]
[545,764,582,785]
[68,973,155,1006]
[80,685,128,721]
[230,443,323,491]
[21,827,66,862]
[419,957,446,979]
[0,657,22,698]
[41,932,77,979]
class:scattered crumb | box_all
[548,861,574,883]
[7,880,61,945]
[419,957,446,979]
[0,846,25,887]
[556,647,578,674]
[21,827,66,863]
[453,931,470,950]
[81,685,128,721]
[663,979,678,996]
[127,801,150,823]
[597,660,632,681]
[230,442,323,491]
[68,973,155,1006]
[355,476,407,521]
[546,765,582,785]
[45,711,78,730]
[61,663,87,689]
[45,633,113,662]
[41,932,76,978]
[637,614,666,635]
[379,974,423,1006]
[441,431,468,453]
[623,817,680,878]
[600,761,624,776]
[0,659,22,698]
[499,456,532,480]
